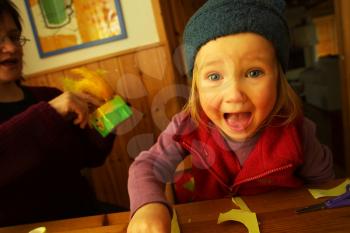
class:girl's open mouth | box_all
[224,112,252,132]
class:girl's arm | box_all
[298,117,335,184]
[127,112,188,233]
[128,112,188,216]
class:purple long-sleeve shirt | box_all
[128,111,334,216]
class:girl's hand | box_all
[49,91,103,128]
[127,203,171,233]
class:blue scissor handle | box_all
[325,184,350,208]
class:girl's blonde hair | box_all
[183,64,303,127]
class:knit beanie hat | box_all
[183,0,290,78]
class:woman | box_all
[0,0,115,226]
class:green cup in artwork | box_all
[39,0,72,28]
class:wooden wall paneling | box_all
[89,55,135,207]
[22,75,44,87]
[334,0,350,175]
[84,62,100,71]
[95,57,121,94]
[90,48,173,207]
[152,0,186,86]
[115,52,157,133]
[135,46,182,131]
[22,43,187,208]
[157,0,206,51]
[154,0,196,112]
[157,0,207,93]
[23,71,65,89]
[48,71,65,90]
[115,51,163,152]
[89,57,131,207]
[90,133,134,208]
[115,52,159,162]
[163,0,207,119]
[171,0,207,42]
[89,156,125,206]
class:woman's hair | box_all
[0,0,22,32]
[183,63,303,127]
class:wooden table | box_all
[1,180,349,233]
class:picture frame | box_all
[24,0,127,58]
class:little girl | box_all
[127,0,334,232]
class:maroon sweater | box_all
[0,86,114,227]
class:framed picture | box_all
[24,0,127,58]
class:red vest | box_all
[173,114,304,203]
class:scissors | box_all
[296,184,350,214]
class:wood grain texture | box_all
[1,180,349,233]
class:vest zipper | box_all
[181,141,295,195]
[231,163,293,191]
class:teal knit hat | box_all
[183,0,290,77]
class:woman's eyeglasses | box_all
[0,34,30,47]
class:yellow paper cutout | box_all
[218,209,260,233]
[218,197,260,233]
[232,197,251,211]
[28,226,46,233]
[308,178,350,199]
[171,209,181,233]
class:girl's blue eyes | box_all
[246,69,263,78]
[206,70,263,80]
[207,73,222,81]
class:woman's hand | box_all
[49,91,103,128]
[127,203,171,233]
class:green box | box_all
[89,96,132,137]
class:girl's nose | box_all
[223,79,246,103]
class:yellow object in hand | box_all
[63,67,114,101]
